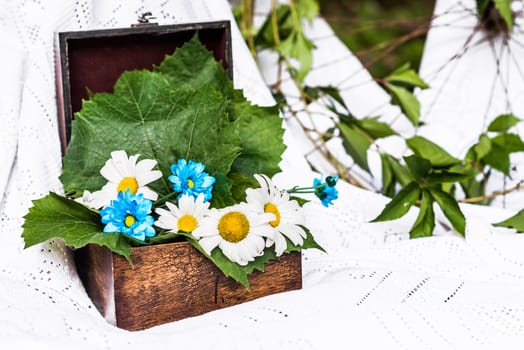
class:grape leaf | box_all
[156,35,286,188]
[22,192,131,259]
[60,70,240,208]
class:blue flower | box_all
[100,189,156,241]
[313,176,339,207]
[168,159,215,202]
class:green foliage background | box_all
[319,0,435,77]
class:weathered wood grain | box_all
[75,241,302,331]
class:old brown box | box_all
[55,20,302,331]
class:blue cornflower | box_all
[168,159,215,202]
[100,189,156,241]
[313,176,339,207]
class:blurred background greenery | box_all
[319,1,436,77]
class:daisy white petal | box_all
[154,194,209,233]
[246,174,308,256]
[192,203,272,265]
[92,150,161,209]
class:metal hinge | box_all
[131,12,158,28]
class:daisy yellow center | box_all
[218,212,250,243]
[124,215,136,228]
[117,177,139,194]
[178,214,198,232]
[264,203,281,227]
[187,179,194,188]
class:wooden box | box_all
[56,21,302,331]
[76,243,301,331]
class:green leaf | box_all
[371,182,420,222]
[494,209,524,232]
[155,35,230,93]
[292,225,325,252]
[276,30,316,83]
[296,0,320,20]
[491,133,524,153]
[494,0,513,32]
[303,85,347,110]
[231,92,285,178]
[384,82,420,126]
[338,122,372,172]
[384,154,412,186]
[22,193,131,259]
[356,116,398,139]
[406,136,460,168]
[483,144,510,174]
[488,114,520,132]
[157,36,286,189]
[380,153,395,197]
[61,71,240,207]
[474,133,492,160]
[404,155,431,182]
[425,171,471,185]
[385,63,429,89]
[227,172,258,203]
[409,190,435,238]
[428,187,466,237]
[255,5,294,48]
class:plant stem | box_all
[460,181,523,204]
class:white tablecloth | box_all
[1,0,524,348]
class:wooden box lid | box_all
[56,20,232,153]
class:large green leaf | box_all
[428,187,466,237]
[407,136,461,168]
[488,114,520,132]
[155,35,230,93]
[338,122,372,172]
[494,209,524,232]
[156,36,286,186]
[409,190,435,238]
[231,91,285,178]
[371,181,420,222]
[61,71,240,207]
[384,82,420,126]
[22,193,131,259]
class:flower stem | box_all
[154,192,178,207]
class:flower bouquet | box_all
[22,33,337,328]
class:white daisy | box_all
[155,194,210,233]
[193,203,275,266]
[246,174,307,256]
[90,150,162,209]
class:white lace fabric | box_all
[0,0,524,348]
